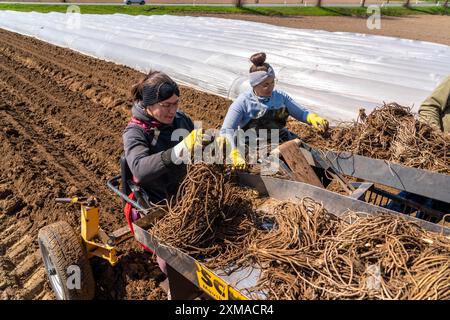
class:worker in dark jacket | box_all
[123,70,203,204]
[123,71,204,294]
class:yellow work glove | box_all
[214,136,246,169]
[183,128,204,152]
[171,129,205,164]
[307,113,329,133]
[230,148,247,170]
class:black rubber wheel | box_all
[38,221,95,300]
[140,1,145,5]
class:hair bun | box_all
[250,52,266,67]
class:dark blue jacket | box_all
[123,103,194,203]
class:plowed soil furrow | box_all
[0,81,111,190]
[1,88,73,300]
[0,81,88,181]
[0,29,136,96]
[0,27,232,300]
[14,250,41,279]
[1,223,33,252]
[0,43,131,119]
[0,54,125,167]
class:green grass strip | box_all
[0,3,447,16]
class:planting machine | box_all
[37,140,450,300]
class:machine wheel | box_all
[140,1,145,4]
[38,221,95,300]
[126,1,132,4]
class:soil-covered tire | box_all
[38,221,95,300]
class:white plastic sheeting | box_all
[1,11,449,122]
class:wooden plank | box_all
[349,182,374,200]
[109,225,133,245]
[278,139,323,188]
[327,171,355,194]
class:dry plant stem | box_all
[151,163,259,269]
[151,163,450,300]
[297,103,450,175]
[248,200,450,300]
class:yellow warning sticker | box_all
[195,262,247,300]
[228,285,248,300]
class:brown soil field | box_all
[196,14,450,46]
[0,13,448,300]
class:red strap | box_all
[123,193,154,254]
[123,193,136,234]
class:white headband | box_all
[249,66,275,87]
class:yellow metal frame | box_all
[195,261,248,300]
[79,202,118,266]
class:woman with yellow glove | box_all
[123,70,209,291]
[123,70,206,204]
[220,52,328,169]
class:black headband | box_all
[142,81,180,107]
